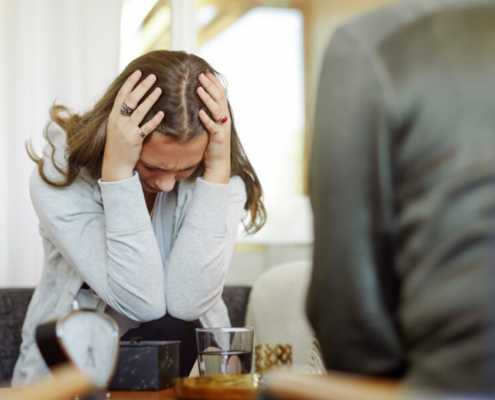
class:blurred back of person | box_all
[307,0,495,396]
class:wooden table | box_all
[0,388,178,400]
[1,372,402,400]
[107,388,177,400]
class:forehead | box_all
[140,132,208,169]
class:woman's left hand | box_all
[197,72,231,185]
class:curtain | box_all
[0,0,122,286]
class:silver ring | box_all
[138,127,147,138]
[120,103,134,116]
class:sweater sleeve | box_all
[164,176,247,321]
[31,128,165,322]
[307,26,404,376]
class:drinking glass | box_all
[195,327,254,376]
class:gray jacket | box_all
[308,0,495,395]
[13,122,247,386]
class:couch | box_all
[0,286,252,386]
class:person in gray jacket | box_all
[307,0,495,396]
[13,50,266,385]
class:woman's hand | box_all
[197,72,231,185]
[102,70,165,182]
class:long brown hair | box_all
[28,50,266,234]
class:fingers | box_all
[114,70,142,108]
[140,111,165,138]
[131,87,162,124]
[198,72,230,124]
[113,72,157,120]
[110,70,164,141]
[205,71,225,93]
[124,74,157,109]
[199,109,220,135]
[198,72,225,103]
[197,86,221,118]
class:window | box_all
[197,6,309,243]
[120,0,171,71]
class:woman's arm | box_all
[164,175,247,321]
[31,125,166,322]
[165,71,245,321]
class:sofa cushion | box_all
[0,288,34,385]
[0,286,251,385]
[223,286,252,328]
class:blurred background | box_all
[0,0,392,288]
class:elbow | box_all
[106,285,166,323]
[166,294,219,322]
[133,301,166,323]
[132,289,167,322]
[166,304,203,322]
[116,298,166,323]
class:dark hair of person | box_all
[27,50,266,234]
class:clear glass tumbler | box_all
[195,327,254,376]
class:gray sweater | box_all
[12,122,247,386]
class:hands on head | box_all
[31,50,265,233]
[102,69,231,188]
[197,71,231,185]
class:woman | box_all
[13,50,265,385]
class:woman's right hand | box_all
[102,70,165,182]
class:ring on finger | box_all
[138,127,147,138]
[215,115,228,124]
[120,103,135,116]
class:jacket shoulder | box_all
[336,0,491,51]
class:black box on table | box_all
[108,340,180,391]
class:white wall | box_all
[0,0,122,287]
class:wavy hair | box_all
[27,50,266,234]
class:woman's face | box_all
[135,132,208,193]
